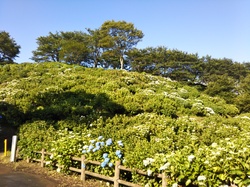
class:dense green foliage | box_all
[2,20,250,110]
[31,20,144,70]
[1,62,250,186]
[30,23,250,109]
[2,19,250,186]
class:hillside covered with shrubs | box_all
[1,62,250,187]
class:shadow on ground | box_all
[0,124,17,152]
[0,163,57,187]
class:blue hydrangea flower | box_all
[104,157,110,163]
[108,162,113,167]
[101,161,107,168]
[100,142,105,146]
[115,150,122,158]
[95,142,100,147]
[115,150,121,156]
[82,150,87,154]
[106,138,112,146]
[88,145,94,151]
[93,145,100,152]
[117,154,122,158]
[103,153,108,158]
[96,145,100,150]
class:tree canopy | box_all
[31,31,89,64]
[99,20,144,69]
[31,20,144,69]
[85,28,103,68]
[0,31,21,64]
[128,47,201,81]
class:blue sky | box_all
[1,0,249,63]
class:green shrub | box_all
[2,62,250,186]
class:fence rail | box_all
[26,148,167,187]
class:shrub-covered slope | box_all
[0,62,239,126]
[1,62,250,187]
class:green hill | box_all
[0,62,240,125]
[1,62,250,186]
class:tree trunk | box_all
[120,56,124,70]
[94,58,98,68]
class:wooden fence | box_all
[26,148,168,187]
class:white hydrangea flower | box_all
[147,169,153,176]
[159,162,170,170]
[179,88,187,93]
[204,160,209,164]
[197,175,206,181]
[212,151,221,156]
[143,158,155,166]
[143,159,150,166]
[211,142,218,147]
[241,116,250,120]
[82,145,88,149]
[188,154,195,162]
[172,183,178,187]
[205,107,215,115]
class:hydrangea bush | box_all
[5,62,249,186]
[142,136,250,187]
[81,136,124,176]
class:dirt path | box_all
[0,163,59,187]
[0,154,101,187]
[0,163,57,187]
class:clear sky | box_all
[1,0,250,63]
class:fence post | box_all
[81,155,86,183]
[114,160,121,187]
[162,172,167,187]
[15,147,19,160]
[10,135,17,162]
[41,149,45,167]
